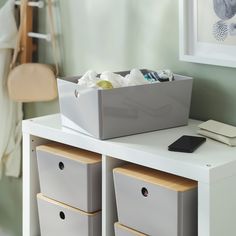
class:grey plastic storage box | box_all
[36,142,102,212]
[114,222,147,236]
[37,194,101,236]
[113,164,198,236]
[57,70,193,140]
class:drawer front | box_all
[37,149,102,212]
[115,223,146,236]
[114,172,178,236]
[37,194,101,236]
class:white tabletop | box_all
[23,114,236,183]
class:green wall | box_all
[1,0,236,235]
[26,0,236,125]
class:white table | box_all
[22,114,236,236]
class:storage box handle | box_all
[74,89,79,98]
[58,162,64,170]
[141,187,149,197]
[59,211,65,220]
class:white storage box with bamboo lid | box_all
[114,222,147,236]
[36,142,102,212]
[37,194,101,236]
[113,164,198,236]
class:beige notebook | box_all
[198,120,236,146]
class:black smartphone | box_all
[168,135,206,153]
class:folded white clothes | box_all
[78,70,98,88]
[198,120,236,146]
[157,69,174,81]
[124,68,149,86]
[100,71,124,88]
[77,68,149,89]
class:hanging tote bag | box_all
[7,0,59,102]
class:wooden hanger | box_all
[15,0,40,63]
[19,1,34,63]
[14,1,57,66]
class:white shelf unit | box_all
[22,114,236,236]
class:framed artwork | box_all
[179,0,236,68]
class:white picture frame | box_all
[179,0,236,68]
